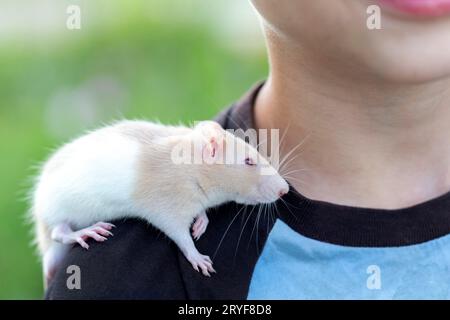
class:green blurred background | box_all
[0,0,267,299]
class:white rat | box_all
[31,120,289,285]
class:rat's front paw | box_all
[192,212,209,241]
[186,252,216,277]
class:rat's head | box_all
[193,121,289,205]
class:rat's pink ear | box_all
[196,121,225,164]
[195,121,223,136]
[202,137,220,164]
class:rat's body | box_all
[32,120,289,285]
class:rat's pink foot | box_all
[72,222,115,249]
[192,212,208,241]
[186,251,216,277]
[52,222,115,250]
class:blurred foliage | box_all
[0,0,267,299]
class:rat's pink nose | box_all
[278,188,289,198]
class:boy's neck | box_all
[255,35,450,209]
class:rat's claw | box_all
[85,231,107,242]
[93,226,113,237]
[198,262,211,277]
[191,215,209,241]
[186,252,215,277]
[192,231,203,241]
[69,221,115,249]
[94,222,115,230]
[76,237,89,250]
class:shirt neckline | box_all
[217,82,450,247]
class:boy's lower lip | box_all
[377,0,450,17]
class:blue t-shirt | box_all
[248,219,450,299]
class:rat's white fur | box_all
[32,120,289,284]
[34,125,140,234]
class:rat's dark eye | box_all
[245,157,256,166]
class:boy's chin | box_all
[370,59,450,85]
[357,44,450,85]
[359,26,450,84]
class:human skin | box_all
[250,0,450,209]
